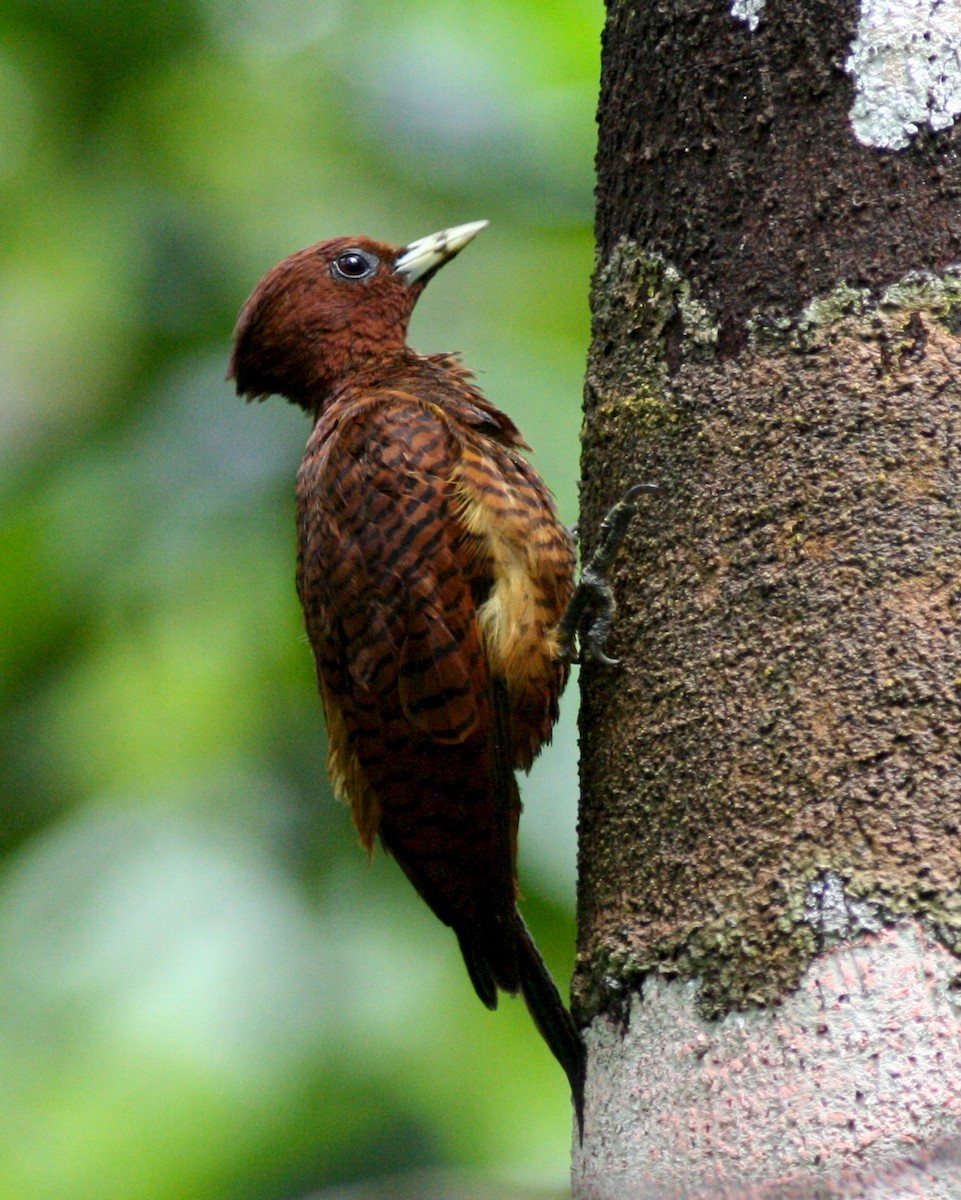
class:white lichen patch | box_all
[574,922,961,1194]
[804,871,885,942]
[731,0,765,32]
[880,263,961,309]
[594,241,719,359]
[748,265,961,351]
[846,0,961,150]
[662,263,720,352]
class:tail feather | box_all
[450,680,585,1132]
[456,928,499,1011]
[455,912,586,1138]
[514,912,586,1139]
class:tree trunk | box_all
[573,0,961,1195]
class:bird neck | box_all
[316,351,530,453]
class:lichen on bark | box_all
[576,249,961,1025]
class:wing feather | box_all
[296,393,517,940]
[296,375,573,1003]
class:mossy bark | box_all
[576,0,961,1184]
[578,266,961,1019]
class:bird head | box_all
[228,220,488,410]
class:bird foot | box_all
[556,484,657,666]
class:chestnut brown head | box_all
[229,220,488,410]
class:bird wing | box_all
[299,393,488,740]
[297,393,520,966]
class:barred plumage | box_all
[230,222,585,1128]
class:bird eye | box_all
[333,249,378,281]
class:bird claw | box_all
[582,644,622,669]
[556,483,657,667]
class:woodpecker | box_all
[230,221,627,1130]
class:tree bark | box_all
[574,0,961,1194]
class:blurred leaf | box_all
[0,0,601,1193]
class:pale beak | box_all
[393,220,489,284]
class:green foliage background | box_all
[0,1,601,1195]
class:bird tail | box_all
[455,913,586,1138]
[453,678,585,1133]
[455,926,499,1010]
[514,911,586,1139]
